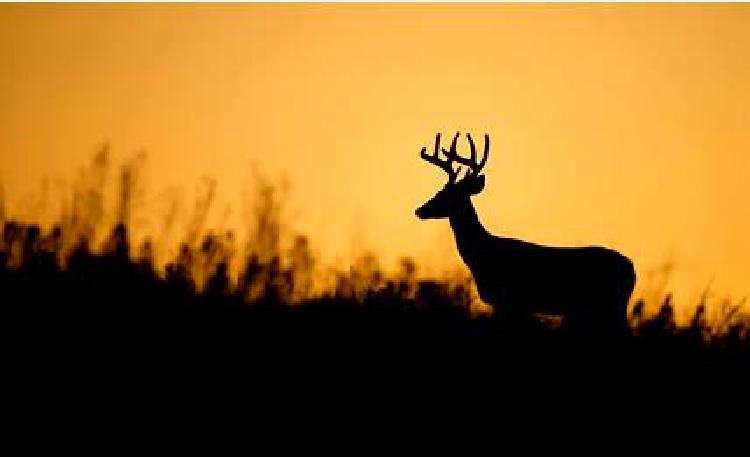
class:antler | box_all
[420,132,461,183]
[421,132,490,183]
[442,132,489,179]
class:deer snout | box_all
[415,202,434,219]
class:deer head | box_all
[415,132,490,219]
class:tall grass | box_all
[0,148,747,358]
[0,149,476,310]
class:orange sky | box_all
[1,4,748,310]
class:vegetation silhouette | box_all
[0,147,748,374]
[416,132,635,336]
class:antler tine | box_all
[464,133,489,176]
[420,132,458,182]
[466,133,478,165]
[441,131,460,159]
[480,133,490,170]
[443,133,490,177]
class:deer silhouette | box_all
[415,132,636,336]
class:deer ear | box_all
[468,175,485,195]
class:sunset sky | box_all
[1,4,748,310]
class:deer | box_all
[415,132,636,336]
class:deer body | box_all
[416,132,635,334]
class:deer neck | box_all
[448,198,488,264]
